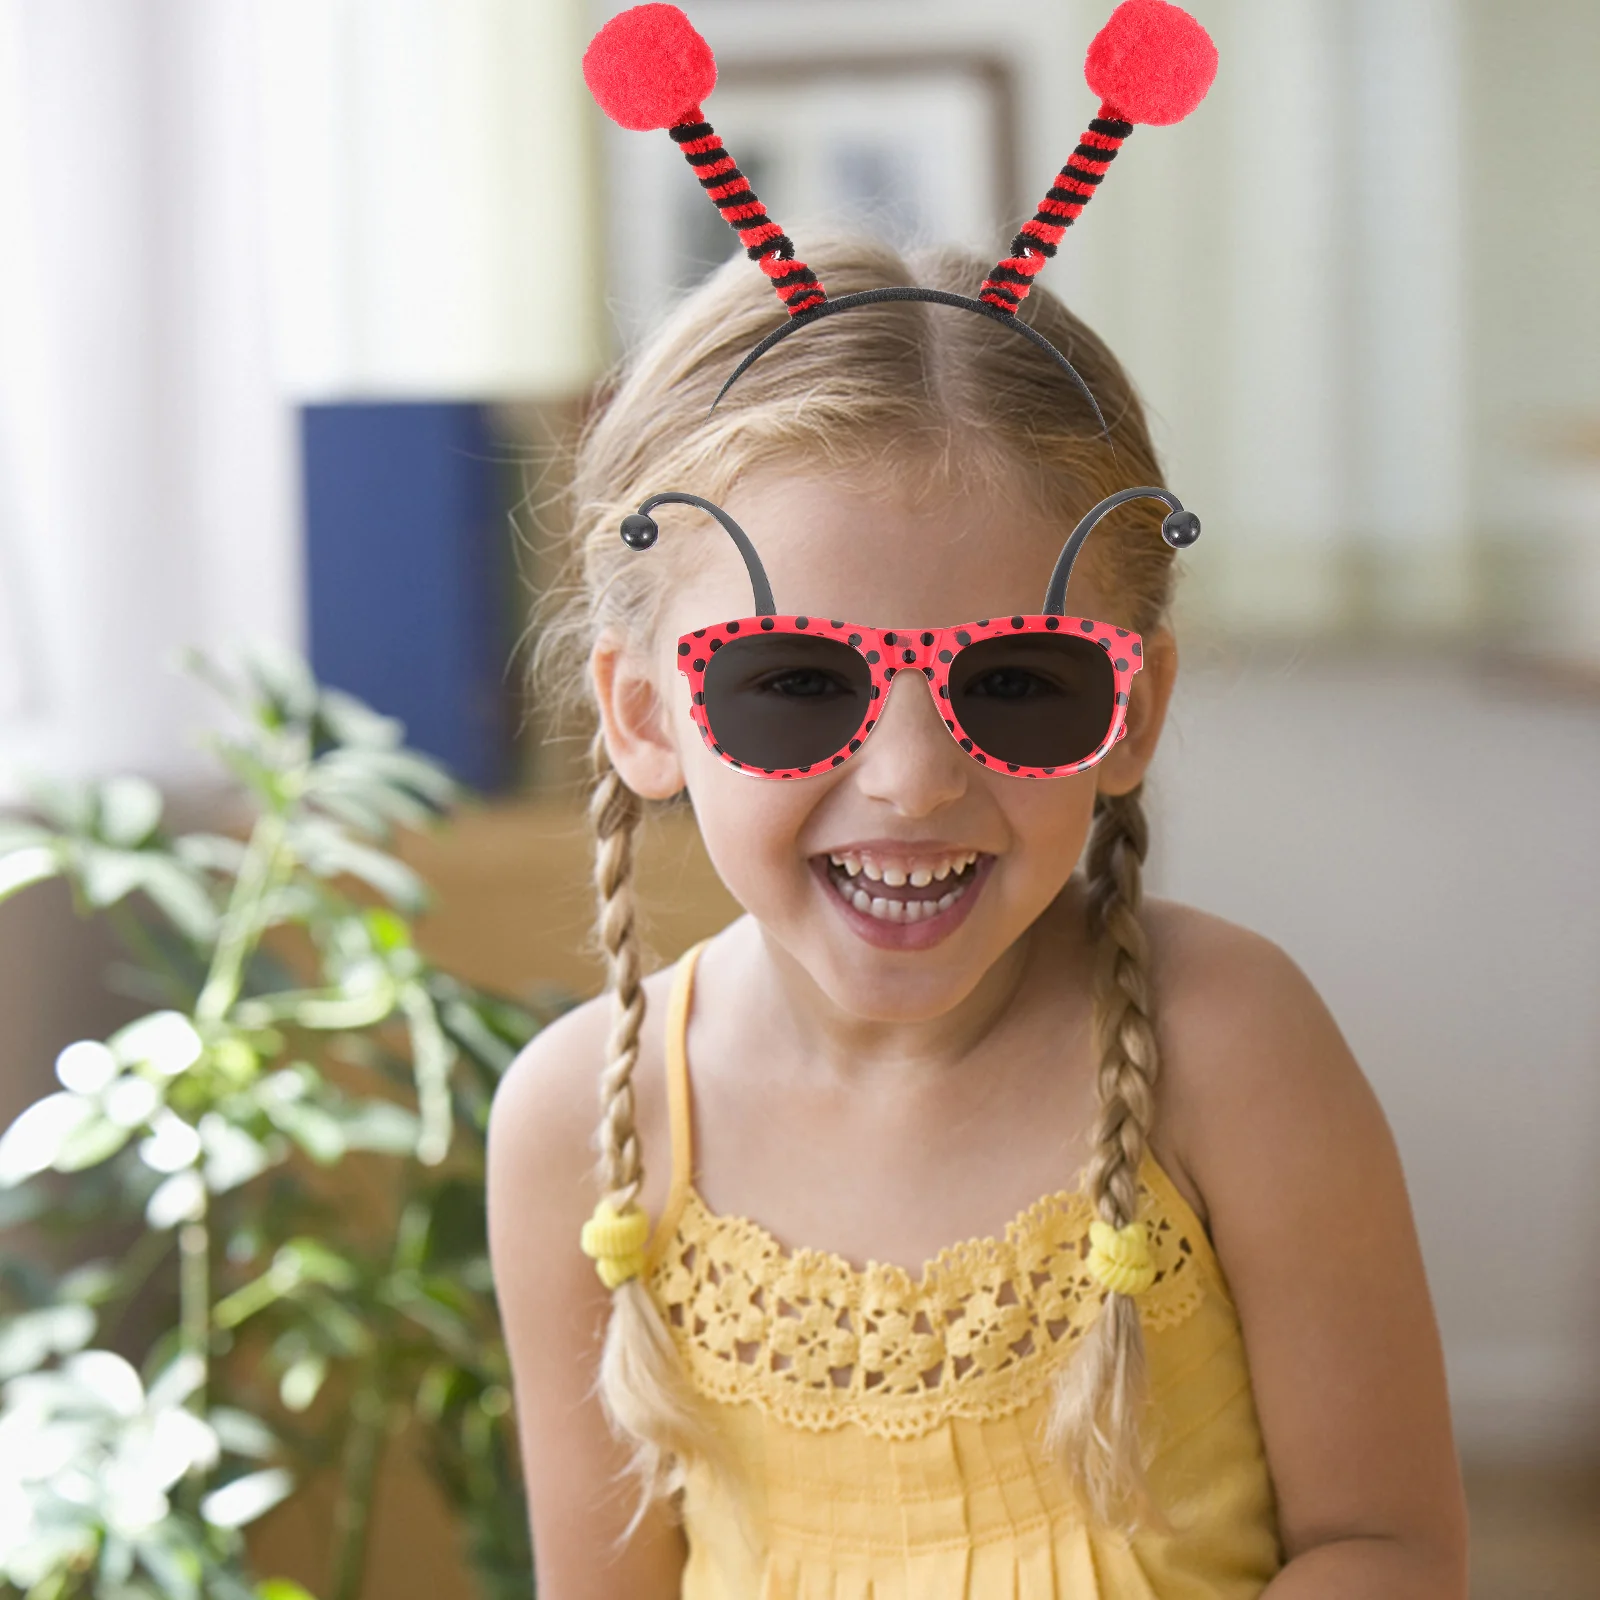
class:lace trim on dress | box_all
[648,1163,1209,1439]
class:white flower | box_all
[54,1042,118,1096]
[0,1095,93,1187]
[145,1171,206,1229]
[138,1113,201,1174]
[110,1012,202,1078]
[102,1075,161,1129]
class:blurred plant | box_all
[0,649,549,1600]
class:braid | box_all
[1045,785,1173,1536]
[586,730,714,1528]
[590,726,648,1204]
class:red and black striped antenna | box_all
[583,4,825,316]
[980,0,1216,314]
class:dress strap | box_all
[647,938,710,1270]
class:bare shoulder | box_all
[486,971,688,1599]
[488,963,681,1226]
[1139,898,1366,1221]
[1139,898,1469,1577]
[488,992,610,1206]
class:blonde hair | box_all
[534,235,1183,1533]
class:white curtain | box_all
[0,0,298,800]
[0,0,600,802]
[257,0,601,401]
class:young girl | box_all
[488,6,1469,1596]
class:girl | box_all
[488,5,1469,1596]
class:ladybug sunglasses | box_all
[619,487,1200,781]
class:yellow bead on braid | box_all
[1085,1216,1156,1297]
[581,1198,651,1289]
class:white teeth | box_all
[828,854,980,881]
[831,867,974,923]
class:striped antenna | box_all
[980,0,1217,315]
[583,5,825,317]
[667,117,825,314]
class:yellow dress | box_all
[645,942,1285,1599]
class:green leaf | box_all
[111,1012,204,1077]
[257,1580,320,1600]
[96,777,164,848]
[315,688,403,750]
[300,785,392,838]
[288,819,426,911]
[440,1000,517,1075]
[262,1101,345,1165]
[201,1466,294,1529]
[400,983,456,1166]
[78,846,154,908]
[335,1100,420,1155]
[199,1114,272,1193]
[275,1238,357,1290]
[58,1260,120,1304]
[0,818,51,853]
[209,1406,278,1459]
[302,1290,370,1356]
[27,775,95,832]
[134,1536,202,1600]
[172,832,249,876]
[278,1353,327,1414]
[0,1302,96,1379]
[345,746,455,802]
[52,1111,134,1173]
[127,857,218,942]
[241,644,319,728]
[0,843,59,902]
[145,1170,206,1228]
[0,1091,95,1185]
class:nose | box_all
[851,666,968,816]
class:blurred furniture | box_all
[301,401,520,792]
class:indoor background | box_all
[0,1,1595,1595]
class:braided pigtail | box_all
[1045,786,1174,1536]
[582,729,712,1527]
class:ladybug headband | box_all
[582,0,1218,415]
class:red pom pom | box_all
[1085,0,1217,125]
[582,4,716,131]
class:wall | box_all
[1152,648,1600,1463]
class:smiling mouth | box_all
[822,851,984,924]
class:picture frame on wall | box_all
[603,52,1021,344]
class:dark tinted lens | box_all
[701,634,873,770]
[948,633,1116,768]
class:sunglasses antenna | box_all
[620,512,659,551]
[1161,509,1201,548]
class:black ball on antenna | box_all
[1161,509,1200,549]
[620,512,659,551]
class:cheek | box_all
[680,768,822,907]
[1000,774,1101,870]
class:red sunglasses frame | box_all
[621,485,1198,783]
[675,614,1143,780]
